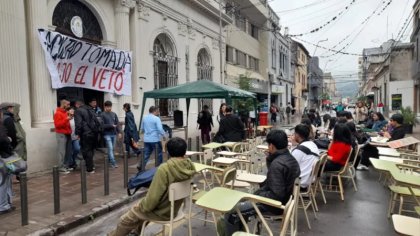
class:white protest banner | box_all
[37,28,132,95]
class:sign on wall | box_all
[37,29,132,95]
[271,85,285,94]
[391,94,402,110]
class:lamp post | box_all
[313,38,328,56]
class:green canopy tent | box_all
[139,80,258,138]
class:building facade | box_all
[411,0,420,115]
[0,0,229,173]
[308,56,323,109]
[291,40,309,114]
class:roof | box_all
[292,40,310,57]
[143,80,256,99]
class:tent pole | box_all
[186,98,191,141]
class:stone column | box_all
[114,0,135,117]
[25,0,56,128]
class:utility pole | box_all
[218,0,224,85]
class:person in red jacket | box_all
[324,123,352,172]
[54,98,72,173]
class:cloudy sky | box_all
[269,0,414,86]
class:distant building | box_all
[411,0,420,115]
[291,40,310,114]
[308,57,323,109]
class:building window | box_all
[236,50,247,67]
[235,15,246,32]
[226,45,234,63]
[249,56,259,72]
[153,34,178,117]
[272,40,276,69]
[197,48,213,112]
[249,23,258,39]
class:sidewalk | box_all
[0,151,151,235]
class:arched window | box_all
[197,48,213,112]
[153,34,178,116]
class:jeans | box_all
[104,135,117,166]
[70,139,80,167]
[0,173,12,211]
[56,133,71,168]
[140,142,163,168]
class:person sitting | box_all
[365,112,375,129]
[358,113,406,170]
[301,118,316,140]
[108,137,196,236]
[371,112,387,132]
[214,106,245,142]
[322,114,331,129]
[323,123,353,172]
[291,124,320,189]
[218,130,300,235]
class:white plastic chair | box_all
[140,179,193,236]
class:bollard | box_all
[53,166,60,214]
[154,143,159,167]
[196,136,200,151]
[123,151,128,188]
[80,160,87,204]
[104,155,109,196]
[19,172,28,226]
[188,138,192,150]
[140,148,145,172]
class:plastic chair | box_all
[392,214,420,236]
[325,147,353,201]
[140,179,193,236]
[341,145,361,192]
[313,154,328,205]
[298,159,320,229]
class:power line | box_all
[275,0,334,14]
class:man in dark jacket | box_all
[197,105,213,144]
[74,99,100,173]
[101,101,121,168]
[215,106,245,142]
[0,103,17,149]
[218,129,300,235]
[123,103,141,156]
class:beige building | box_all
[0,0,229,173]
[291,41,309,114]
[323,72,337,98]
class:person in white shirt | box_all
[291,124,320,189]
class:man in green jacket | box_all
[109,137,196,236]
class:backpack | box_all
[197,112,204,125]
[127,167,157,196]
[293,144,319,157]
[286,106,291,114]
[86,108,103,134]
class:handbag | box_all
[131,138,140,149]
[2,153,27,175]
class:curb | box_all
[28,190,146,236]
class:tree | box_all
[233,73,254,117]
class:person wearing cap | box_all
[358,113,406,170]
[0,102,17,149]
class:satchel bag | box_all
[2,153,27,175]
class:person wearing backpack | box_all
[197,105,213,145]
[0,117,15,214]
[101,101,121,168]
[286,102,293,124]
[291,124,320,189]
[74,98,101,174]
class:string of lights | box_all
[288,0,357,37]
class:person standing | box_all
[0,118,15,214]
[217,103,227,123]
[11,104,26,162]
[197,105,213,144]
[69,107,80,170]
[270,103,279,125]
[215,106,245,142]
[101,101,121,168]
[0,103,17,149]
[354,101,368,124]
[54,99,72,173]
[123,103,141,157]
[286,102,293,124]
[278,103,285,124]
[335,102,344,116]
[75,99,100,174]
[139,106,166,170]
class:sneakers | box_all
[59,168,70,174]
[111,164,119,168]
[357,164,369,170]
[0,206,16,215]
[87,170,95,174]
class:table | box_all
[195,187,282,234]
[193,163,223,190]
[256,145,268,150]
[378,147,400,157]
[379,156,404,163]
[216,151,239,157]
[236,173,266,184]
[221,142,238,150]
[212,157,239,166]
[369,136,389,147]
[202,142,224,150]
[370,158,399,172]
[185,151,204,163]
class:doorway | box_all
[57,87,104,109]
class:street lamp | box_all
[313,38,328,56]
